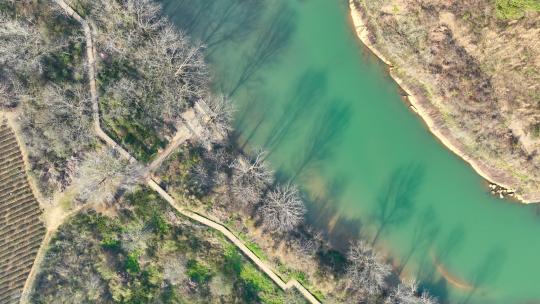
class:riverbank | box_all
[348,0,538,204]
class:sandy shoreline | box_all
[348,0,537,204]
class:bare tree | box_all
[0,13,42,71]
[0,14,44,107]
[419,291,438,304]
[75,148,144,204]
[1,10,79,76]
[386,279,420,304]
[290,227,323,257]
[95,1,209,135]
[346,241,391,297]
[205,94,235,136]
[163,257,187,286]
[120,224,151,253]
[229,150,273,206]
[20,83,94,194]
[192,96,234,146]
[258,183,306,233]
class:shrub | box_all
[187,259,213,283]
[496,0,540,19]
[101,235,121,251]
[125,252,141,273]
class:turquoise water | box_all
[160,0,540,303]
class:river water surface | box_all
[160,0,540,302]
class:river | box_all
[159,0,540,303]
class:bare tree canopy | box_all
[94,0,209,127]
[76,148,144,204]
[230,150,273,206]
[385,278,438,304]
[258,183,306,233]
[205,94,235,135]
[346,241,391,297]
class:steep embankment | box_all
[349,0,540,203]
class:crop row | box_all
[0,123,45,304]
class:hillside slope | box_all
[351,0,540,202]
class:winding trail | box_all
[21,1,322,303]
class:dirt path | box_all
[146,124,192,174]
[20,1,322,303]
[148,180,321,303]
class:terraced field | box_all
[0,121,46,304]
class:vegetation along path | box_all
[34,1,322,303]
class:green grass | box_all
[275,263,326,301]
[235,232,267,260]
[496,0,540,19]
[240,264,277,303]
[103,116,166,163]
[223,245,243,275]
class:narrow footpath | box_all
[22,1,322,303]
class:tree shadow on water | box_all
[300,176,364,251]
[417,225,465,280]
[417,226,465,304]
[262,69,328,155]
[397,206,440,275]
[290,99,352,182]
[371,163,425,245]
[460,248,507,304]
[228,3,297,96]
[157,0,264,54]
[231,94,273,149]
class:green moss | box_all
[161,284,183,304]
[496,0,540,19]
[34,188,294,303]
[235,231,267,260]
[142,265,163,287]
[97,59,138,89]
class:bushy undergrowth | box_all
[1,1,95,196]
[31,188,304,303]
[496,0,540,19]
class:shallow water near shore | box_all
[159,0,540,302]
